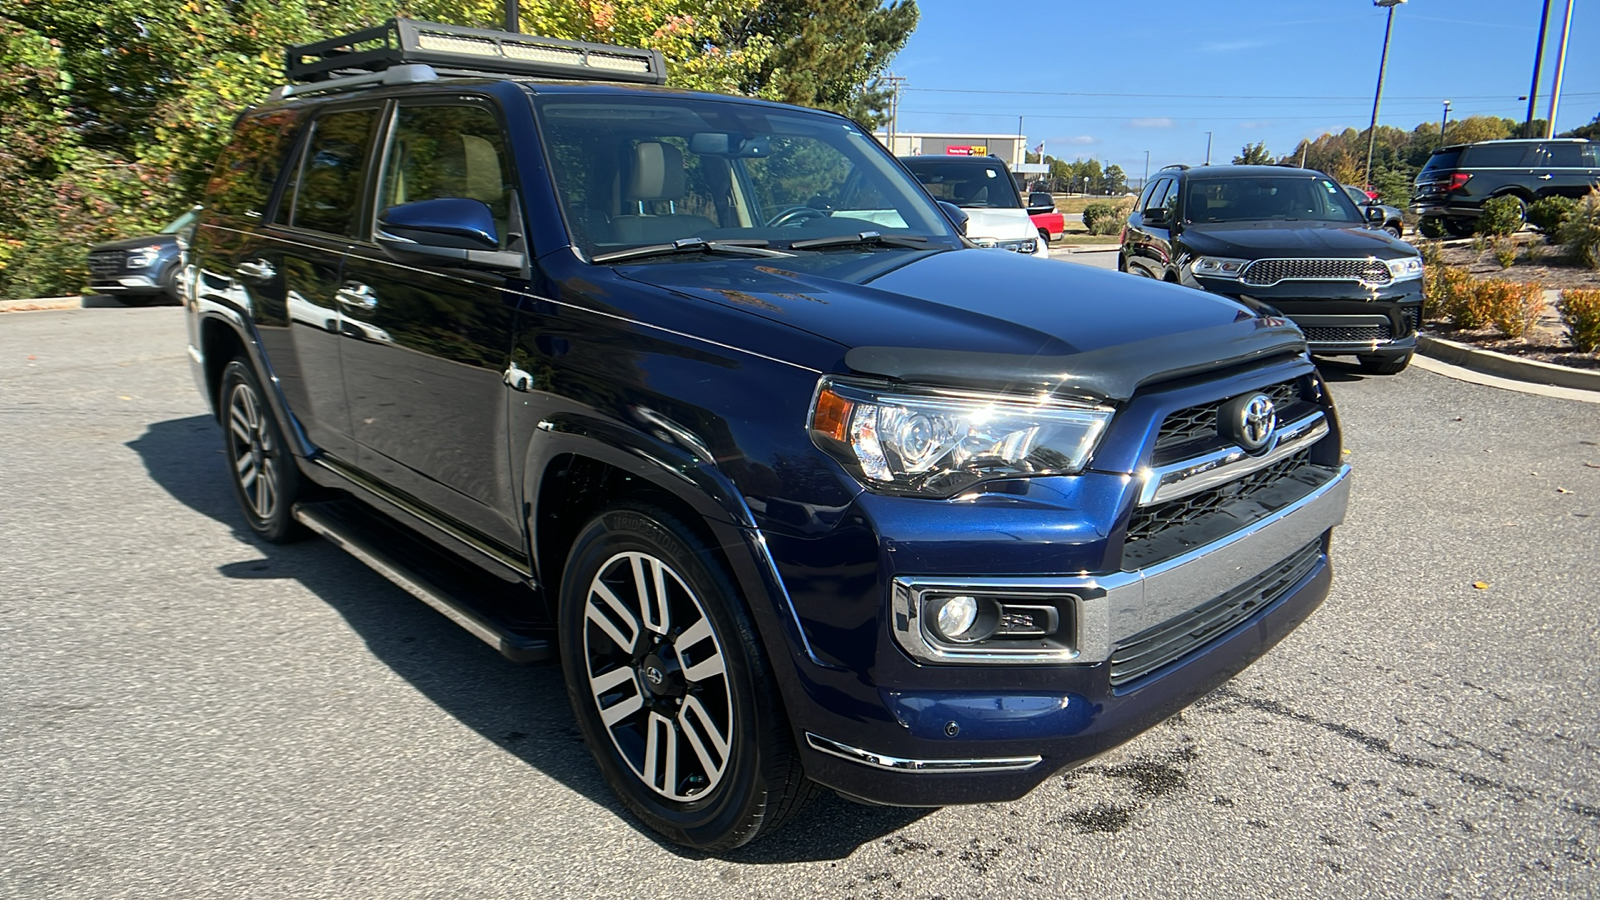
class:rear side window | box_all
[205,109,301,219]
[1540,143,1584,167]
[1420,150,1461,174]
[1463,144,1532,168]
[282,108,381,237]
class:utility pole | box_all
[882,74,907,153]
[1527,0,1552,131]
[1365,0,1406,191]
[1546,0,1574,137]
[1441,100,1451,144]
[504,0,519,32]
[1143,150,1150,188]
[1204,132,1212,166]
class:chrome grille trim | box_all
[1139,412,1328,506]
[1241,257,1392,287]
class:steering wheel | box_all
[765,206,827,228]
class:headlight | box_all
[809,379,1114,496]
[1386,256,1423,280]
[1191,256,1249,278]
[125,245,162,269]
[998,238,1037,254]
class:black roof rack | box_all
[285,18,668,86]
[1159,163,1189,171]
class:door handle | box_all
[1538,174,1553,180]
[335,282,378,311]
[236,259,275,282]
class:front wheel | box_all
[220,359,303,542]
[559,504,813,850]
[1385,223,1403,239]
[1443,217,1476,238]
[1357,351,1413,375]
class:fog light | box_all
[929,594,1001,644]
[935,595,978,640]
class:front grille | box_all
[1109,539,1323,686]
[1153,380,1304,457]
[1127,449,1314,544]
[1401,306,1421,334]
[1241,258,1392,287]
[88,252,122,278]
[1301,321,1392,345]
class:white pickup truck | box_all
[899,155,1049,258]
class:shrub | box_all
[1556,189,1600,270]
[1557,288,1600,352]
[1419,217,1447,239]
[1526,195,1577,234]
[1478,195,1526,237]
[1523,240,1548,265]
[1417,239,1446,266]
[1471,234,1491,258]
[1423,264,1472,321]
[1476,279,1546,339]
[1492,238,1518,269]
[1081,202,1130,235]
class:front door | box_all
[338,99,528,562]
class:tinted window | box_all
[902,160,1022,209]
[286,108,380,237]
[205,109,301,219]
[1185,175,1362,224]
[1464,143,1532,167]
[379,103,511,245]
[1586,145,1600,167]
[1540,143,1584,167]
[1420,149,1461,174]
[1135,179,1159,211]
[1144,178,1172,213]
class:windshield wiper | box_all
[786,231,931,251]
[591,238,791,264]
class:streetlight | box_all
[1363,0,1405,190]
[1441,100,1451,144]
[1144,149,1150,188]
[1204,132,1212,166]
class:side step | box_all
[294,501,553,664]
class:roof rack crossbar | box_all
[268,64,439,102]
[285,18,668,86]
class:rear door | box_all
[1534,142,1600,199]
[337,96,529,562]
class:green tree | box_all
[1561,113,1600,140]
[1231,141,1272,165]
[1101,164,1127,195]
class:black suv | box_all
[187,20,1352,850]
[86,206,199,305]
[1412,137,1600,237]
[1121,164,1423,375]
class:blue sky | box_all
[889,0,1599,181]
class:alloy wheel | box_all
[582,550,733,801]
[227,380,279,521]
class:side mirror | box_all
[937,200,969,236]
[376,198,523,271]
[1142,207,1167,227]
[1026,192,1055,215]
[1365,205,1386,225]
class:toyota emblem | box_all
[645,666,664,686]
[1235,393,1277,451]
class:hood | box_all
[88,233,178,253]
[1182,221,1413,259]
[615,248,1305,403]
[959,208,1036,241]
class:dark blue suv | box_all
[186,20,1351,850]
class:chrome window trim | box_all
[1138,411,1327,506]
[805,733,1042,773]
[889,464,1349,665]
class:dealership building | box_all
[873,132,1049,178]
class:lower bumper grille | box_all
[88,252,123,278]
[1109,538,1323,686]
[1303,321,1392,344]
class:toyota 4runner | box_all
[187,19,1351,850]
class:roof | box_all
[1178,165,1326,179]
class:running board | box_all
[293,502,553,664]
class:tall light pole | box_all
[1204,132,1212,166]
[1143,149,1150,188]
[1546,0,1574,137]
[1364,0,1406,191]
[1527,0,1553,132]
[1441,100,1451,144]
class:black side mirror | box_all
[937,200,969,236]
[1143,208,1167,227]
[376,198,523,271]
[1365,205,1386,225]
[1026,192,1055,215]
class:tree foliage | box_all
[0,0,916,297]
[1231,141,1272,166]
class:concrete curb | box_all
[1417,333,1600,393]
[0,296,83,313]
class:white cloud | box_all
[1128,118,1176,129]
[1056,135,1099,145]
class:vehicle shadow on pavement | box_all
[1313,358,1376,384]
[128,415,928,862]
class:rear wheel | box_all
[1443,217,1476,238]
[220,359,303,542]
[1357,351,1413,375]
[559,503,812,850]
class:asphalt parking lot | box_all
[2,306,1597,899]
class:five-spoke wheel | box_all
[220,359,301,542]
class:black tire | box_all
[1038,228,1051,243]
[1418,217,1447,239]
[160,263,183,305]
[1357,351,1412,375]
[1385,223,1403,239]
[220,359,303,542]
[558,503,813,850]
[1443,217,1476,238]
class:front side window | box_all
[205,109,301,219]
[536,94,956,256]
[1184,176,1363,224]
[377,103,512,246]
[1144,178,1171,214]
[285,108,380,237]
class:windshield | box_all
[899,159,1022,209]
[533,94,958,259]
[1184,176,1364,224]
